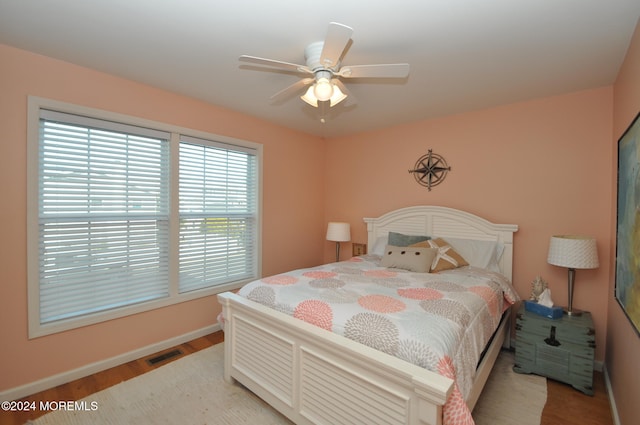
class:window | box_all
[178,136,258,293]
[27,98,261,337]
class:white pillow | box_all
[442,237,504,271]
[371,235,388,256]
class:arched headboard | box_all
[364,206,518,280]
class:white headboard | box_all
[364,206,518,280]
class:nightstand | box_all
[352,242,367,256]
[513,304,595,395]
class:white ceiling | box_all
[1,1,639,138]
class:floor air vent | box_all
[146,349,183,366]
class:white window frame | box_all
[27,96,262,338]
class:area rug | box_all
[472,350,547,425]
[28,345,546,425]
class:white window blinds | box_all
[30,101,261,336]
[179,136,258,293]
[37,110,171,324]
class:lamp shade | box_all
[326,222,351,242]
[547,235,599,269]
[327,83,347,106]
[301,81,347,107]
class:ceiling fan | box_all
[239,22,410,108]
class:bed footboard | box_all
[218,292,454,425]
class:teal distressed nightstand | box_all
[513,304,595,395]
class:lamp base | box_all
[564,267,583,317]
[563,307,583,317]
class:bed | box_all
[217,206,518,425]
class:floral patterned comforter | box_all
[237,255,519,425]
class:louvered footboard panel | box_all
[219,292,457,425]
[299,347,409,425]
[232,315,295,407]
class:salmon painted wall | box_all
[0,44,326,393]
[325,87,613,362]
[610,18,640,425]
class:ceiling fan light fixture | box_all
[301,80,347,108]
[328,83,347,106]
[313,77,333,101]
[301,85,319,107]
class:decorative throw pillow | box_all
[388,231,431,247]
[381,245,438,273]
[411,238,469,272]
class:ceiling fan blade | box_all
[269,78,314,103]
[239,55,312,74]
[338,63,410,79]
[320,22,353,68]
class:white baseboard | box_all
[603,364,621,425]
[0,323,220,402]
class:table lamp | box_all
[547,235,599,316]
[326,222,350,262]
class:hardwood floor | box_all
[1,332,223,425]
[2,332,614,425]
[542,370,614,425]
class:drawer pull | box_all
[544,325,561,347]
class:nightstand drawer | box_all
[515,312,595,345]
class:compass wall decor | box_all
[408,149,451,191]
